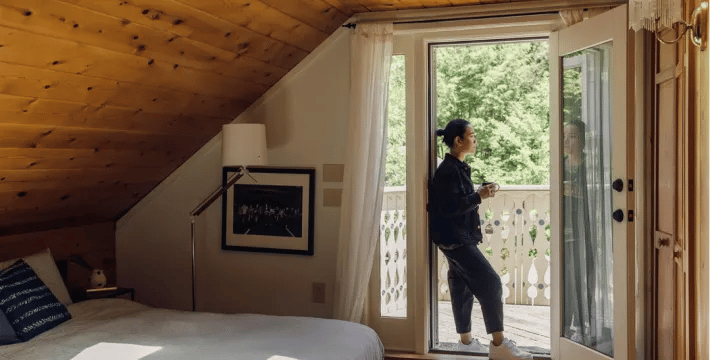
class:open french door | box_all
[550,4,634,360]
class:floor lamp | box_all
[189,124,267,311]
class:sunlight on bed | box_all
[70,343,162,360]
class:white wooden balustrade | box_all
[380,186,407,317]
[380,186,551,317]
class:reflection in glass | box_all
[562,43,614,357]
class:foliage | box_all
[435,41,550,185]
[385,55,407,187]
[383,41,551,186]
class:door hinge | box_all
[628,179,634,192]
[628,209,634,222]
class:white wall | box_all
[116,28,350,318]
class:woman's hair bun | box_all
[435,128,446,137]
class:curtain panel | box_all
[333,22,393,323]
[629,0,683,31]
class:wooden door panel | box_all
[655,24,687,360]
[656,80,676,235]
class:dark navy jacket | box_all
[429,153,483,245]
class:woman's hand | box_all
[477,184,497,199]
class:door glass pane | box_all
[381,54,407,318]
[561,42,614,357]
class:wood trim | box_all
[385,351,488,360]
[385,350,550,360]
[689,1,708,359]
[682,0,708,359]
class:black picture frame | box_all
[221,166,315,256]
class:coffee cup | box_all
[481,181,500,192]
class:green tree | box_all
[435,41,550,185]
[384,42,550,186]
[385,55,407,187]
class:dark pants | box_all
[440,244,504,334]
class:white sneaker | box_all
[456,338,486,353]
[489,338,533,360]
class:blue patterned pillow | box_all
[0,260,71,341]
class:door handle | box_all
[655,231,674,249]
[612,179,624,192]
[612,209,624,222]
[658,237,671,247]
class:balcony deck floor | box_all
[435,301,551,355]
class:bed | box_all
[0,250,384,360]
[0,298,383,360]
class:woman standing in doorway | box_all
[429,119,532,360]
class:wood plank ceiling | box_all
[0,0,531,235]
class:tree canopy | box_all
[384,41,551,187]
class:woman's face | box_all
[455,125,477,155]
[564,124,582,156]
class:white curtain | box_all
[333,22,393,323]
[629,0,683,31]
[579,47,614,350]
[559,9,584,26]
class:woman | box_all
[429,119,532,360]
[562,120,596,346]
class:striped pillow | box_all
[0,260,71,342]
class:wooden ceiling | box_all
[0,0,570,235]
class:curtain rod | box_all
[342,0,625,29]
[342,11,559,28]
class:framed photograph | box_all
[222,166,315,255]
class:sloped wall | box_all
[116,28,350,318]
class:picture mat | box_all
[224,171,311,251]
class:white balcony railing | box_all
[380,186,551,316]
[380,186,407,317]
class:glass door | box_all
[550,4,633,359]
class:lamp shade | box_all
[221,124,267,167]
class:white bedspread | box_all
[0,299,383,360]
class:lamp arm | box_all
[189,167,246,217]
[188,165,248,312]
[67,254,93,271]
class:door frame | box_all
[367,13,565,354]
[363,4,654,356]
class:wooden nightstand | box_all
[71,287,135,302]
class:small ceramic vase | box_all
[90,269,107,288]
